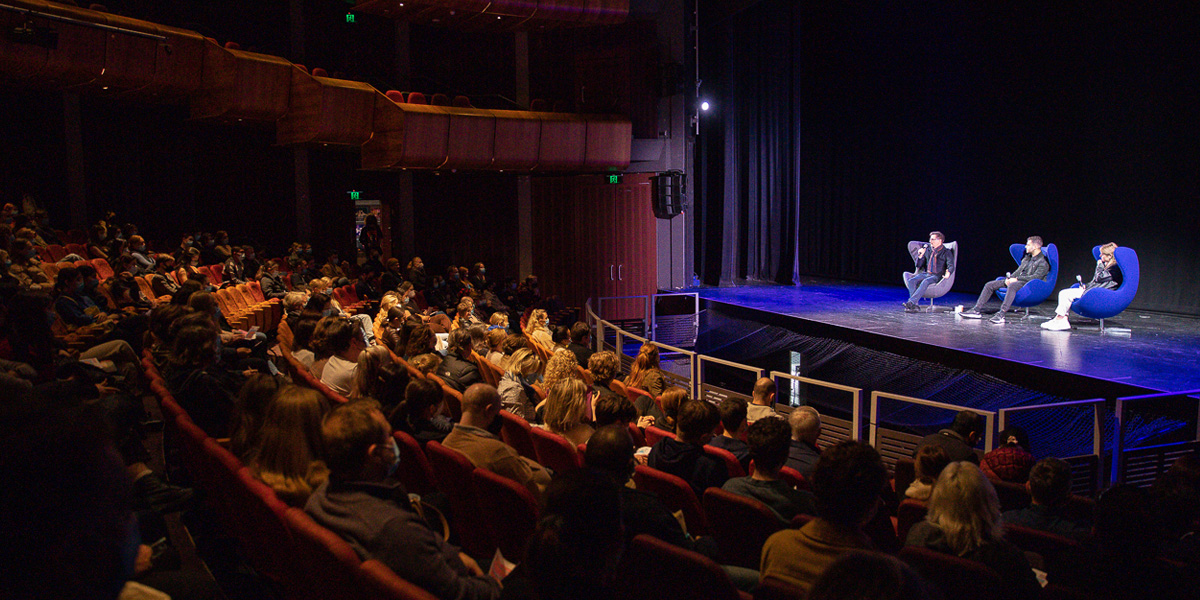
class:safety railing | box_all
[650,292,700,347]
[587,299,696,398]
[999,398,1106,496]
[771,372,863,445]
[1113,388,1200,486]
[869,391,996,472]
[696,355,765,407]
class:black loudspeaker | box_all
[651,171,685,219]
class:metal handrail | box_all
[771,371,863,441]
[650,292,699,344]
[1112,388,1200,484]
[998,398,1106,458]
[613,324,697,399]
[697,354,765,405]
[870,391,997,452]
[1,2,168,40]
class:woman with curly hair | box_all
[527,308,553,349]
[541,348,579,393]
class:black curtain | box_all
[698,0,1200,315]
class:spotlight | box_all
[700,101,710,111]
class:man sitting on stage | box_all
[961,236,1050,324]
[904,231,954,312]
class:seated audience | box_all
[410,352,442,376]
[498,347,541,421]
[905,445,951,502]
[258,259,288,299]
[646,385,686,434]
[566,321,594,368]
[539,348,579,396]
[624,342,666,399]
[442,384,551,497]
[905,461,1039,600]
[527,308,554,349]
[593,394,654,430]
[787,406,822,479]
[807,551,933,600]
[498,333,530,369]
[982,426,1035,483]
[543,378,595,446]
[1052,484,1193,600]
[746,377,779,423]
[722,417,817,522]
[349,345,408,414]
[165,318,244,437]
[1150,455,1200,565]
[550,325,570,350]
[9,240,52,292]
[404,323,437,359]
[484,327,507,366]
[647,399,729,496]
[149,254,180,298]
[437,328,483,392]
[1001,457,1091,541]
[760,441,888,593]
[390,378,453,444]
[289,312,321,368]
[305,401,500,600]
[229,373,286,459]
[583,424,718,557]
[244,386,330,507]
[914,410,984,464]
[317,316,366,395]
[586,350,623,402]
[709,397,751,471]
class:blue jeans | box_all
[906,272,941,304]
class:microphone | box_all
[1076,275,1083,283]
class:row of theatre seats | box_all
[351,0,630,29]
[0,1,632,171]
[148,318,1104,600]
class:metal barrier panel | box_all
[777,404,856,451]
[1113,389,1200,485]
[870,391,997,472]
[771,371,863,443]
[998,398,1106,493]
[598,295,649,340]
[1063,454,1101,496]
[651,293,699,348]
[697,355,764,407]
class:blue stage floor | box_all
[685,278,1200,394]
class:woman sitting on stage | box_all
[1042,242,1120,331]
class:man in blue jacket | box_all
[962,236,1050,324]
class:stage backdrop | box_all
[696,0,1200,316]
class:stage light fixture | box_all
[700,101,710,111]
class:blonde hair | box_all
[489,312,509,328]
[506,347,542,377]
[625,342,661,389]
[925,461,1003,555]
[374,292,400,333]
[1100,242,1118,259]
[410,353,441,375]
[542,348,579,390]
[529,308,550,332]
[246,386,330,506]
[349,346,395,400]
[544,378,588,435]
[658,387,688,429]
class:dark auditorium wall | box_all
[696,0,1200,315]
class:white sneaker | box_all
[1041,316,1071,331]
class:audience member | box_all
[10,240,52,291]
[498,347,541,420]
[593,394,653,430]
[905,461,1039,600]
[289,312,321,368]
[485,327,507,366]
[438,328,483,392]
[905,445,951,502]
[317,316,366,396]
[709,397,751,471]
[258,260,288,299]
[807,551,932,600]
[566,321,594,367]
[389,378,453,444]
[244,386,330,507]
[349,345,408,413]
[647,400,729,496]
[646,385,686,433]
[229,373,287,459]
[305,401,500,599]
[586,350,623,402]
[166,318,246,437]
[981,426,1035,483]
[747,377,779,423]
[914,410,984,464]
[624,342,666,399]
[410,352,442,376]
[539,348,579,395]
[722,417,817,522]
[442,384,551,497]
[1150,455,1200,565]
[543,377,595,446]
[1001,457,1091,541]
[760,441,887,593]
[786,406,822,478]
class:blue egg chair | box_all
[994,243,1058,317]
[1069,245,1139,333]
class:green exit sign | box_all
[346,13,356,23]
[608,175,622,184]
[349,191,361,200]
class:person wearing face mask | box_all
[305,401,501,600]
[29,209,62,245]
[7,240,51,292]
[444,265,467,300]
[222,245,247,284]
[148,255,179,298]
[127,235,155,274]
[405,256,427,291]
[175,234,195,263]
[241,245,260,283]
[258,259,289,299]
[497,347,542,421]
[468,262,488,292]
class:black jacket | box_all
[439,350,482,393]
[647,437,729,497]
[914,244,955,276]
[1012,251,1050,283]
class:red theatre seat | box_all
[617,534,750,600]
